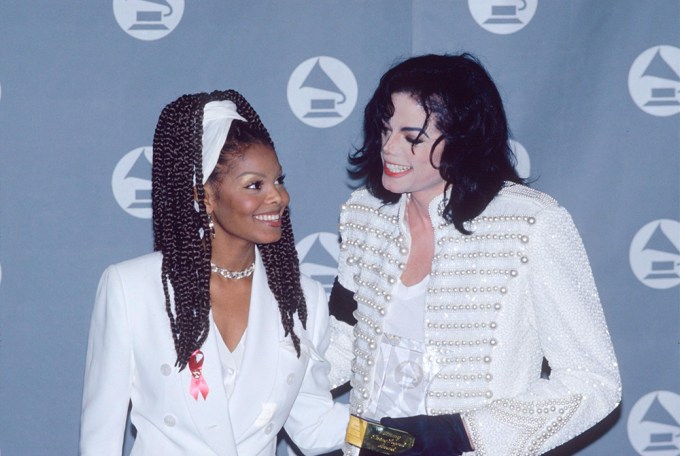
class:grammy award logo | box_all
[629,219,680,289]
[628,391,680,456]
[287,57,358,128]
[628,45,680,117]
[468,0,537,35]
[509,139,531,179]
[113,0,185,41]
[112,147,153,219]
[295,232,340,297]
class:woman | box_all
[80,90,348,455]
[330,54,621,455]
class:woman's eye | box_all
[406,136,423,145]
[246,181,263,190]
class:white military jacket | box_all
[335,184,621,456]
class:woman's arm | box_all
[284,278,350,455]
[80,265,133,456]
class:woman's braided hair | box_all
[152,89,307,370]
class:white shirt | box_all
[213,318,246,399]
[367,276,430,419]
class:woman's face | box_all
[205,143,289,247]
[381,92,447,203]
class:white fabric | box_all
[326,316,354,389]
[367,333,429,419]
[201,100,246,184]
[383,276,428,341]
[213,320,245,399]
[335,183,622,456]
[80,249,348,456]
[365,277,430,419]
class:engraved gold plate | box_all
[346,415,415,455]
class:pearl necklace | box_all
[210,261,255,280]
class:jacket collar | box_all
[179,316,237,455]
[179,248,280,451]
[227,248,281,439]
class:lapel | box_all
[227,248,281,439]
[179,324,238,455]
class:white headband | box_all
[201,100,247,184]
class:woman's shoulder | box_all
[104,251,163,280]
[299,273,326,299]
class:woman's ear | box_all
[199,184,215,214]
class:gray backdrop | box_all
[1,1,678,455]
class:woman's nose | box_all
[266,185,283,204]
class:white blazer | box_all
[80,249,348,456]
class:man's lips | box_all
[383,161,412,176]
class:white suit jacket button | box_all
[265,423,273,434]
[286,373,295,385]
[160,364,172,376]
[164,414,177,427]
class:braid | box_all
[152,89,307,370]
[259,208,308,356]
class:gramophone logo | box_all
[629,219,680,289]
[113,0,184,41]
[509,139,531,179]
[287,57,358,128]
[629,45,680,117]
[112,147,153,219]
[468,0,537,35]
[295,232,339,297]
[628,391,680,456]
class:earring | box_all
[208,214,216,239]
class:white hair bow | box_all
[201,100,247,184]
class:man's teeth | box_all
[255,214,280,221]
[386,163,411,173]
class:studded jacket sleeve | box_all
[460,204,622,456]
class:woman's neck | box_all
[210,239,256,270]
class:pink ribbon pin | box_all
[189,349,209,400]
